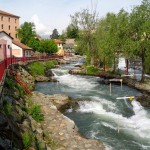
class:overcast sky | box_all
[1,0,143,37]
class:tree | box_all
[38,40,58,54]
[71,8,98,65]
[17,22,36,45]
[126,0,150,81]
[27,38,40,52]
[66,24,79,39]
[50,29,59,39]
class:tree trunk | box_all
[126,59,129,75]
[113,57,116,73]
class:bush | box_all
[4,77,15,89]
[3,101,13,116]
[86,66,100,75]
[16,84,26,98]
[28,104,44,122]
[28,62,45,76]
[45,60,58,70]
[22,131,34,149]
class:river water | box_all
[35,59,150,150]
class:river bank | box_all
[0,57,108,149]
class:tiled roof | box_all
[13,40,32,50]
[0,10,20,18]
[54,39,65,44]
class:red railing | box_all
[0,55,64,83]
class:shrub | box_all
[86,66,100,75]
[16,84,26,98]
[28,62,45,76]
[4,77,15,89]
[22,131,34,149]
[28,104,44,122]
[3,101,13,116]
[45,60,58,69]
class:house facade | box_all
[0,10,19,41]
[54,39,65,55]
[12,40,32,57]
[0,31,13,61]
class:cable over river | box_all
[35,59,150,150]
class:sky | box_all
[1,0,143,38]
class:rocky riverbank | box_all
[0,57,109,149]
[30,92,107,150]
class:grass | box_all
[44,133,59,150]
[3,101,13,116]
[45,60,58,70]
[85,65,100,75]
[28,62,45,76]
[28,60,58,77]
[22,131,34,149]
[28,104,44,122]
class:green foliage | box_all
[38,39,58,54]
[50,29,59,39]
[3,101,13,116]
[22,131,34,149]
[66,24,79,38]
[45,60,58,69]
[28,104,44,122]
[27,37,40,52]
[17,22,36,45]
[28,62,45,76]
[16,84,26,98]
[86,66,100,75]
[4,77,15,89]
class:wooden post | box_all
[110,82,111,96]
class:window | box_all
[9,33,11,36]
[8,25,10,30]
[15,19,17,23]
[1,24,3,29]
[0,45,2,48]
[1,16,3,21]
[15,26,17,31]
[8,17,10,22]
[8,45,10,49]
[15,34,18,38]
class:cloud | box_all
[30,14,51,37]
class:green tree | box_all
[126,0,150,81]
[71,8,98,65]
[50,29,59,39]
[27,38,40,52]
[66,24,79,39]
[17,22,36,45]
[38,40,58,54]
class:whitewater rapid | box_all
[35,62,150,150]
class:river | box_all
[35,59,150,150]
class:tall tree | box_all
[126,0,150,81]
[17,22,36,45]
[66,24,79,39]
[50,29,59,39]
[71,8,98,65]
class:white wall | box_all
[0,32,12,58]
[12,43,23,57]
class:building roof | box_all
[0,10,20,18]
[54,39,65,44]
[13,40,32,50]
[0,31,13,39]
